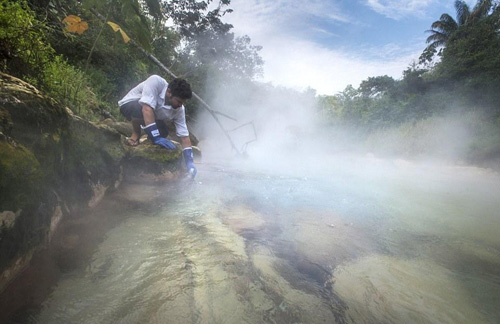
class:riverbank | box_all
[0,73,187,297]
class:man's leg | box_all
[120,101,144,145]
[156,119,169,138]
[130,117,144,142]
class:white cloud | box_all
[255,36,418,95]
[225,0,350,34]
[283,0,351,23]
[364,0,436,19]
[224,0,421,95]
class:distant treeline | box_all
[318,0,500,131]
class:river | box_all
[8,154,500,323]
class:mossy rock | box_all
[125,139,180,162]
[0,73,126,207]
[0,73,127,277]
[0,73,69,147]
[100,119,132,137]
[0,140,42,212]
[0,139,51,273]
[122,138,182,176]
[0,108,13,135]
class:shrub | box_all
[40,55,100,121]
[0,0,54,84]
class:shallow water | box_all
[14,156,500,323]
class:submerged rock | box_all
[218,205,266,234]
[333,254,488,323]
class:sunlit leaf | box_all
[62,15,81,25]
[62,15,88,34]
[119,29,130,43]
[106,21,120,32]
[107,21,130,43]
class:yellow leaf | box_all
[65,24,79,33]
[75,21,88,34]
[62,15,81,24]
[62,15,88,34]
[107,21,130,43]
[106,21,120,32]
[119,29,130,43]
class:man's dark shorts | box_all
[119,101,169,137]
[120,100,144,121]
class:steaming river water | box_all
[22,156,500,323]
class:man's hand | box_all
[154,137,177,150]
[183,148,197,179]
[143,122,176,150]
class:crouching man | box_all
[118,75,197,178]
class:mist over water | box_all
[190,81,500,322]
[196,80,324,173]
[195,77,489,178]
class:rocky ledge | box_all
[0,73,199,291]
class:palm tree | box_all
[425,0,495,49]
[425,11,459,49]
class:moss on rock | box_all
[100,119,132,137]
[122,139,182,178]
[0,74,126,281]
[0,140,42,212]
[126,140,181,163]
[0,108,13,136]
[0,139,52,273]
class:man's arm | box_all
[180,136,196,178]
[142,104,156,125]
[141,104,176,150]
[180,136,192,149]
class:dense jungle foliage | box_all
[318,0,500,130]
[316,0,500,163]
[0,0,263,122]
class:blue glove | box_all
[183,148,197,179]
[142,122,176,150]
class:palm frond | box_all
[469,0,493,22]
[425,31,448,47]
[455,0,471,25]
[429,14,458,37]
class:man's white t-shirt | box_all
[118,75,189,137]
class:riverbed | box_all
[8,154,500,323]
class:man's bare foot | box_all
[126,137,139,146]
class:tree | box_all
[162,0,263,84]
[425,11,458,49]
[163,0,233,38]
[359,76,396,98]
[421,0,497,64]
[433,2,500,79]
[435,11,500,114]
[18,0,263,120]
[317,95,341,123]
[1,0,54,83]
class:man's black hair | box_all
[168,78,192,99]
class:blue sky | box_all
[223,0,476,95]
